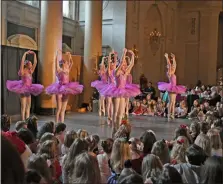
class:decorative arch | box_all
[7,34,37,50]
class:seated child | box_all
[188,99,200,119]
[156,97,165,116]
[132,101,143,115]
[143,100,156,116]
[141,98,147,112]
[175,100,188,118]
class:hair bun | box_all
[124,159,132,168]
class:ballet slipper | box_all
[99,111,102,116]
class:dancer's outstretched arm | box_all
[164,53,171,76]
[56,50,62,73]
[20,51,29,75]
[113,51,118,67]
[30,51,37,73]
[116,48,127,76]
[66,52,73,70]
[98,56,106,75]
[171,53,176,74]
[107,52,112,76]
[125,50,135,74]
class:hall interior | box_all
[1,0,223,115]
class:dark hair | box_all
[1,134,25,184]
[55,123,66,134]
[118,173,144,184]
[25,170,41,184]
[15,121,27,131]
[186,144,207,166]
[101,138,114,154]
[140,131,157,155]
[37,122,54,139]
[200,156,223,184]
[92,134,100,144]
[17,128,35,145]
[200,122,209,134]
[157,164,182,184]
[26,115,38,138]
[1,114,11,132]
[64,130,77,148]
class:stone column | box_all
[199,10,220,85]
[39,1,63,115]
[83,0,102,103]
[1,1,7,45]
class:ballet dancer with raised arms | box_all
[124,56,133,117]
[46,50,83,123]
[158,53,186,121]
[91,56,108,116]
[6,50,44,120]
[105,51,117,125]
[100,48,141,135]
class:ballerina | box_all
[158,53,186,121]
[124,56,133,117]
[6,50,44,120]
[91,56,108,116]
[45,50,83,123]
[100,48,141,135]
[105,51,117,125]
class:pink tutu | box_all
[91,80,106,91]
[46,82,83,95]
[158,82,186,94]
[6,80,44,96]
[99,83,141,98]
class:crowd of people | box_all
[3,48,223,184]
[128,79,222,120]
[2,95,223,184]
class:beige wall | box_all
[126,1,222,87]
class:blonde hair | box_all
[142,154,163,182]
[207,128,222,150]
[77,129,89,139]
[110,138,131,173]
[151,140,170,164]
[171,136,189,164]
[194,133,211,156]
[38,140,56,159]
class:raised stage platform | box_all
[11,112,189,140]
